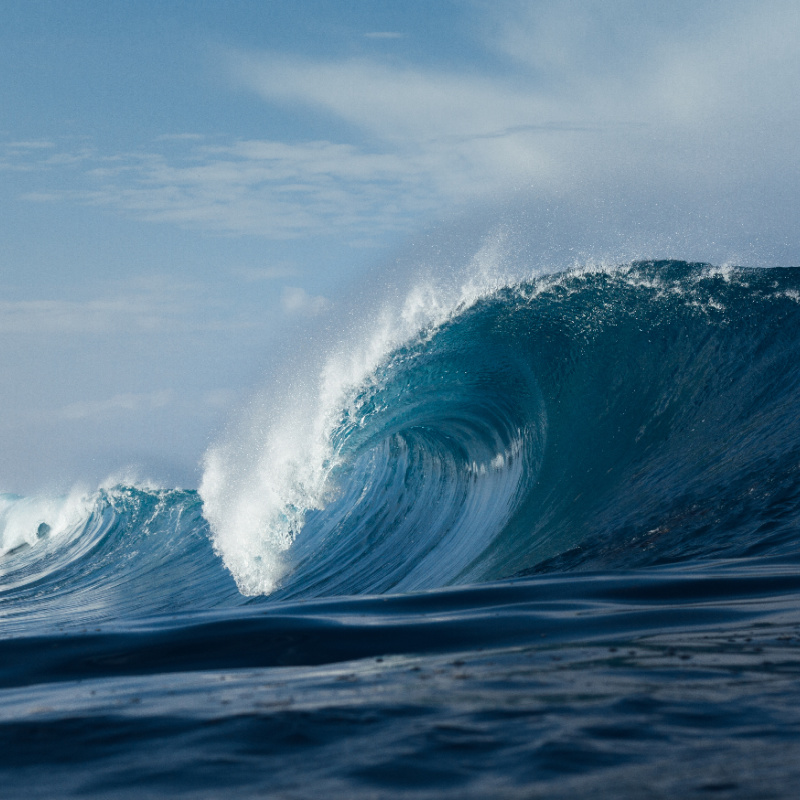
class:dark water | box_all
[2,262,800,797]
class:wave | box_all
[0,484,240,632]
[8,261,798,610]
[200,261,800,598]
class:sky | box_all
[2,0,799,493]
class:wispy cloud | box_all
[4,2,799,242]
[155,133,206,142]
[0,298,167,334]
[230,53,556,144]
[364,32,404,39]
[0,276,259,334]
[1,140,93,172]
[202,388,239,408]
[280,286,330,316]
[230,264,298,281]
[7,140,55,149]
[58,390,173,420]
[9,138,441,238]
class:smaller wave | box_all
[0,482,241,632]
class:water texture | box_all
[2,261,800,797]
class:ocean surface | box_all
[3,261,800,798]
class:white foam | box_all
[0,486,94,556]
[199,230,522,595]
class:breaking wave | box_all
[200,261,800,597]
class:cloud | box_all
[0,276,260,334]
[0,298,162,333]
[228,2,800,199]
[155,133,206,142]
[280,286,330,316]
[202,388,239,408]
[58,390,173,420]
[230,264,298,281]
[10,138,441,238]
[6,2,800,244]
[230,52,553,144]
[7,140,55,149]
[1,140,93,172]
[364,32,404,39]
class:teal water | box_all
[2,262,800,797]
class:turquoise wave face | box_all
[267,261,800,598]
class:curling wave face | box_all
[200,261,800,598]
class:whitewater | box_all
[2,258,800,798]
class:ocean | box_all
[2,260,800,797]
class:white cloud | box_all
[0,298,160,333]
[5,3,800,242]
[230,52,554,143]
[1,140,93,172]
[10,138,441,237]
[0,276,259,335]
[7,140,56,150]
[364,32,404,39]
[202,388,239,408]
[281,286,329,316]
[58,390,173,420]
[231,264,298,281]
[155,133,206,142]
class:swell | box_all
[203,261,800,599]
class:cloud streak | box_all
[12,138,442,238]
[280,286,330,316]
[58,390,174,421]
[0,276,259,335]
[5,2,800,245]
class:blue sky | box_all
[2,1,799,492]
